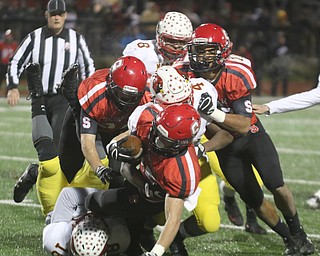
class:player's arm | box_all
[203,123,234,151]
[148,195,184,256]
[79,110,102,170]
[198,92,251,135]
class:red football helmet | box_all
[107,56,147,111]
[188,23,233,73]
[156,12,193,61]
[150,103,200,156]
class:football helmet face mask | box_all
[107,56,147,111]
[150,103,200,156]
[156,12,193,61]
[188,23,233,73]
[150,66,193,105]
[70,213,109,256]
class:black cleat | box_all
[169,232,189,256]
[58,63,79,101]
[245,221,267,235]
[284,237,301,256]
[13,163,38,203]
[292,227,315,255]
[223,195,244,226]
[26,63,43,99]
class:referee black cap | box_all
[47,0,66,14]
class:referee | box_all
[6,0,95,149]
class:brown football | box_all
[120,135,143,156]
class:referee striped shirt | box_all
[7,25,95,95]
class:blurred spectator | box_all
[140,1,161,37]
[0,29,18,93]
[268,32,290,96]
[119,24,146,49]
[251,31,270,96]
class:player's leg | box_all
[13,63,43,203]
[205,136,266,234]
[250,128,314,255]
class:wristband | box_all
[209,108,226,123]
[151,244,165,256]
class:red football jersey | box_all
[214,55,258,126]
[132,104,201,199]
[78,68,151,132]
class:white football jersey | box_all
[123,39,163,75]
[191,77,219,142]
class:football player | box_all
[77,56,149,184]
[43,187,132,256]
[148,65,233,255]
[189,23,314,255]
[109,103,202,256]
[13,63,108,217]
[123,11,265,239]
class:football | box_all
[119,135,143,156]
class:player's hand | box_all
[141,252,157,256]
[198,92,215,115]
[252,104,270,115]
[197,143,208,161]
[7,88,20,106]
[106,137,142,162]
[143,183,165,202]
[95,166,114,184]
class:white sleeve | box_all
[266,77,320,114]
[51,187,98,223]
[128,103,150,133]
[43,222,72,255]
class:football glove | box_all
[95,166,114,184]
[197,143,208,162]
[106,137,142,162]
[198,92,215,115]
[143,182,166,202]
[141,252,157,256]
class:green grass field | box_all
[0,96,319,256]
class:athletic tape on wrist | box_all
[151,244,165,256]
[209,108,226,123]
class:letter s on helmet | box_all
[188,23,233,73]
[107,56,147,111]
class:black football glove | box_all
[197,143,208,162]
[141,252,157,256]
[106,137,142,163]
[198,92,215,115]
[95,166,114,184]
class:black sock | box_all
[246,205,257,222]
[272,218,291,240]
[284,212,301,235]
[31,97,46,118]
[180,215,207,238]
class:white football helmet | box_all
[150,66,192,105]
[156,12,193,60]
[70,213,109,256]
